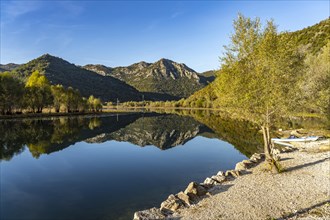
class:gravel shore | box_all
[172,139,330,220]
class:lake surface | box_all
[0,112,262,220]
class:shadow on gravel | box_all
[276,200,330,220]
[208,184,234,196]
[285,157,329,172]
[279,157,294,161]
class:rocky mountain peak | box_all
[131,61,151,70]
[83,64,111,76]
[151,58,199,80]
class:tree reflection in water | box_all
[0,112,270,161]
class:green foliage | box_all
[298,41,330,115]
[0,72,25,114]
[215,15,305,122]
[87,95,102,112]
[51,85,66,112]
[25,71,53,113]
[288,18,330,54]
[0,70,101,115]
[181,17,329,120]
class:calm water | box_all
[0,113,261,220]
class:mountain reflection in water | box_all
[0,112,264,161]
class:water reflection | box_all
[0,112,264,220]
[0,114,140,160]
[0,112,264,161]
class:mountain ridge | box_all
[2,54,213,101]
[8,54,143,102]
[83,58,212,98]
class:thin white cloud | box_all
[2,1,42,19]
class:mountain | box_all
[0,63,20,72]
[200,70,216,83]
[84,58,212,98]
[287,18,330,54]
[10,54,142,102]
[4,54,212,101]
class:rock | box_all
[242,159,254,165]
[250,153,265,162]
[177,191,191,206]
[133,207,166,220]
[236,159,255,170]
[235,162,247,171]
[160,194,184,213]
[184,182,207,201]
[249,157,259,163]
[204,177,217,185]
[211,175,226,183]
[217,171,225,176]
[225,170,240,178]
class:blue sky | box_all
[1,1,329,72]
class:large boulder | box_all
[133,207,165,220]
[184,182,207,201]
[211,175,226,183]
[160,194,185,213]
[203,177,218,186]
[176,191,191,206]
[225,170,240,178]
[235,161,247,171]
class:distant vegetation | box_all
[0,63,20,72]
[0,70,102,115]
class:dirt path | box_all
[172,140,330,220]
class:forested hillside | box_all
[181,17,330,118]
[9,54,142,102]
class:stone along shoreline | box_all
[133,139,330,220]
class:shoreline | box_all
[133,139,330,220]
[0,110,143,120]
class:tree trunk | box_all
[261,125,272,160]
[261,124,279,173]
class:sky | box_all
[0,0,329,72]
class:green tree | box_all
[0,72,25,114]
[64,87,81,113]
[218,14,305,170]
[87,95,102,112]
[25,71,53,113]
[51,85,66,112]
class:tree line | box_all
[0,71,102,115]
